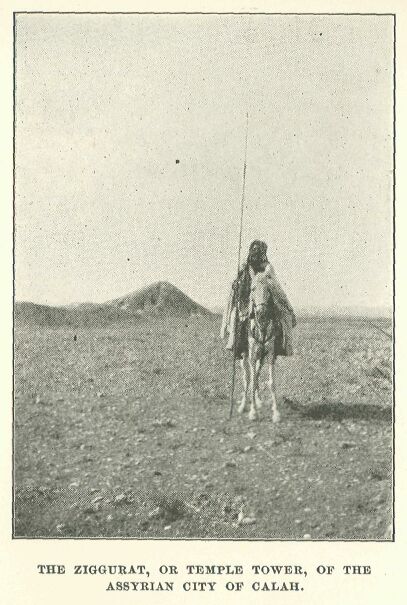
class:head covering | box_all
[247,240,268,270]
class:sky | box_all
[15,13,394,310]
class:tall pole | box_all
[229,112,249,420]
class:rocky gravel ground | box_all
[14,316,392,539]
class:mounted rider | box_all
[220,240,296,358]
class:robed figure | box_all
[221,240,296,358]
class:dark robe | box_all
[229,262,296,359]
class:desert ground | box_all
[14,315,392,539]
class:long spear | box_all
[229,112,249,420]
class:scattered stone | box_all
[148,507,161,519]
[303,533,311,539]
[83,506,98,514]
[243,445,252,453]
[236,510,244,525]
[341,441,357,449]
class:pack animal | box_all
[238,267,280,422]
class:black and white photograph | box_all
[13,11,394,541]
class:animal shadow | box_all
[283,398,392,422]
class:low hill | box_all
[15,302,70,326]
[107,281,212,317]
[15,282,214,327]
[14,301,137,327]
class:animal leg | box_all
[254,357,263,409]
[269,356,280,423]
[238,354,249,414]
[249,357,261,421]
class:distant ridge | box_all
[297,305,392,319]
[15,282,214,327]
[14,301,138,327]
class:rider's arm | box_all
[266,264,297,327]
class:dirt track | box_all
[14,316,392,539]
